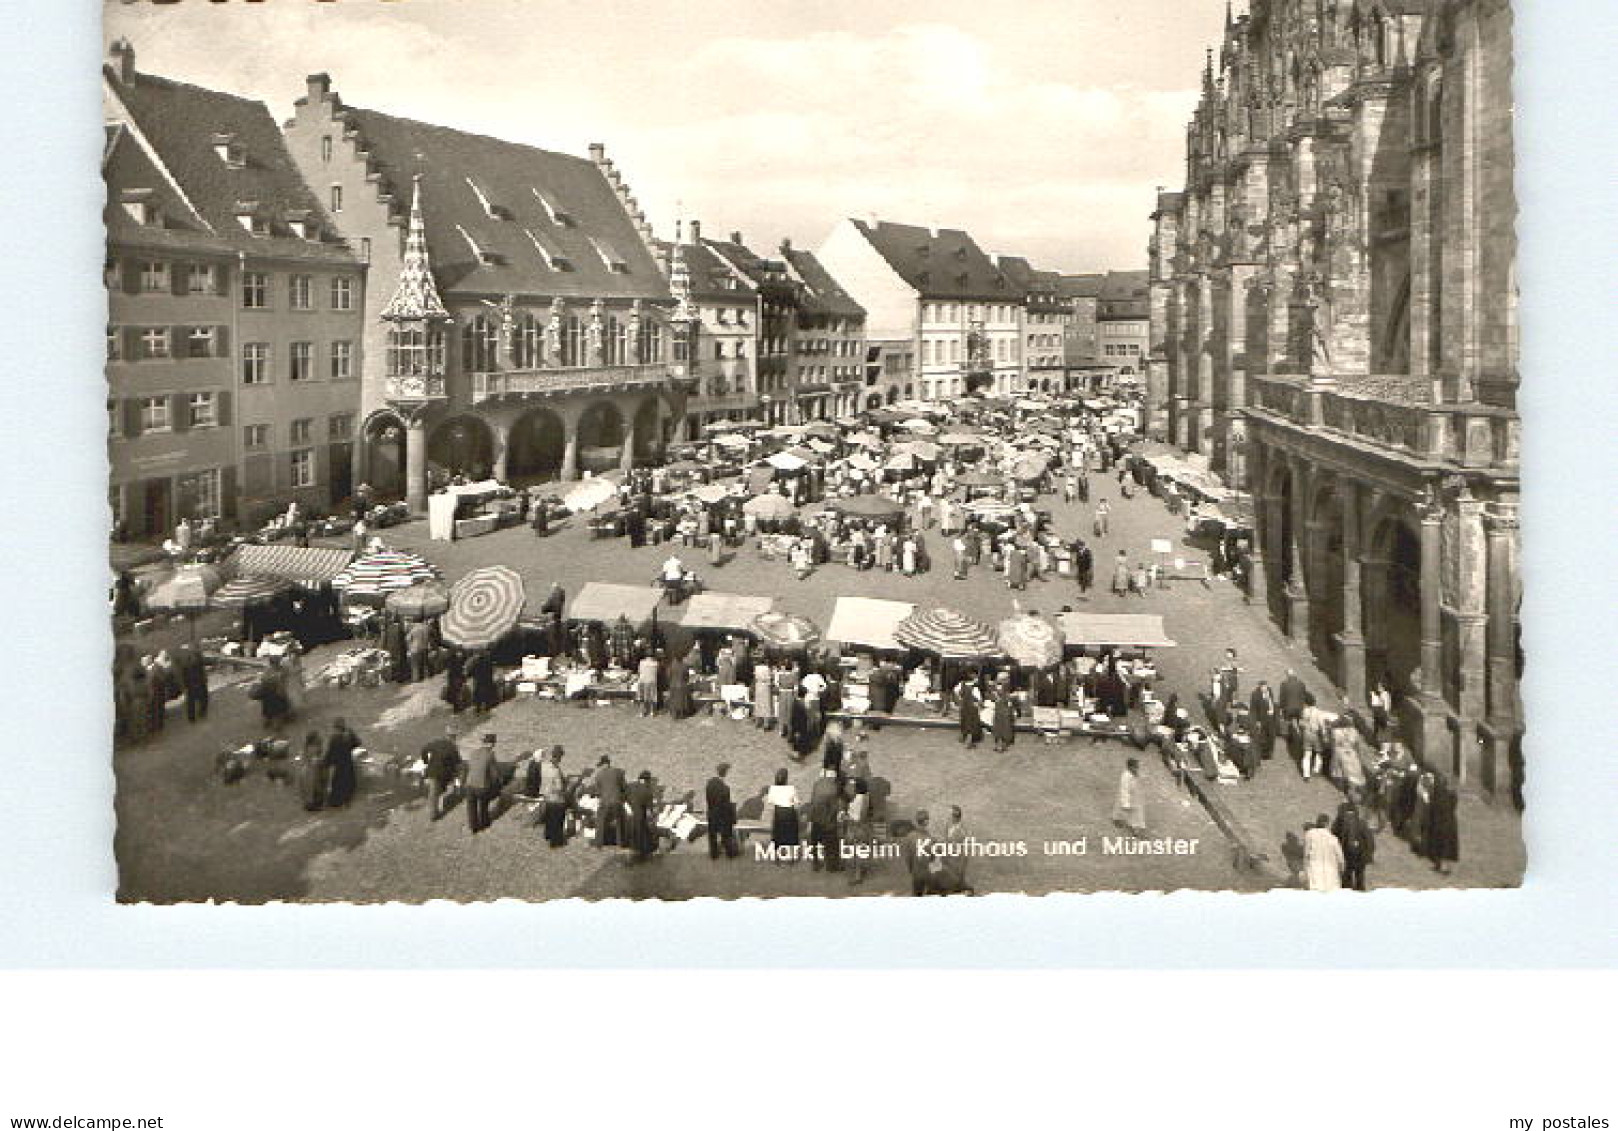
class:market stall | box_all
[426,480,519,541]
[568,582,664,628]
[678,591,774,635]
[1055,612,1177,651]
[826,596,916,653]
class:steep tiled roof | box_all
[1028,268,1063,293]
[853,220,1019,301]
[1056,273,1105,299]
[335,106,668,301]
[106,66,356,264]
[783,247,865,319]
[655,238,758,303]
[1098,269,1150,319]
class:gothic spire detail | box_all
[381,176,450,323]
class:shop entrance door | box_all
[141,478,171,540]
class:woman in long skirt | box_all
[666,654,694,720]
[765,768,801,861]
[752,664,777,730]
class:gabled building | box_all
[659,220,762,435]
[1097,269,1151,382]
[780,240,867,420]
[996,256,1067,392]
[1057,273,1105,376]
[103,41,366,537]
[696,231,800,426]
[282,75,689,508]
[816,219,1026,401]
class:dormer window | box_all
[521,227,573,271]
[120,189,159,227]
[285,210,320,241]
[465,177,511,220]
[588,237,630,274]
[234,201,268,236]
[456,224,506,266]
[531,188,573,227]
[212,133,244,169]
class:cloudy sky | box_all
[105,0,1225,272]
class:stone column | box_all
[1244,443,1268,607]
[489,417,510,483]
[1338,483,1367,704]
[1195,276,1214,452]
[1411,495,1452,768]
[619,414,637,473]
[1451,487,1489,786]
[1479,504,1521,798]
[560,419,580,482]
[403,413,428,514]
[1285,459,1311,645]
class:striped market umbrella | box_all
[212,576,292,609]
[332,551,441,603]
[750,611,821,651]
[440,566,526,649]
[384,581,450,621]
[1010,453,1051,481]
[893,607,1001,660]
[963,499,1019,525]
[997,612,1066,668]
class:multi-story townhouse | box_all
[103,41,366,536]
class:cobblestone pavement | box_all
[116,464,1523,901]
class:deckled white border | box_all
[0,0,1611,968]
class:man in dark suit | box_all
[593,756,627,849]
[462,733,500,834]
[420,724,462,821]
[705,762,738,860]
[806,768,844,872]
[540,582,566,619]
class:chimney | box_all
[588,142,606,164]
[689,219,702,244]
[779,237,792,253]
[730,231,743,246]
[108,38,135,85]
[306,73,332,102]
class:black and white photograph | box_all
[101,0,1526,904]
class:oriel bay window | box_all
[641,320,664,364]
[386,325,446,378]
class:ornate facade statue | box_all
[586,298,606,364]
[544,297,564,367]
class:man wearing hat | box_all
[705,762,738,860]
[420,723,462,822]
[462,733,501,834]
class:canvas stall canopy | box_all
[227,544,353,587]
[1055,612,1177,649]
[567,582,663,626]
[826,596,917,652]
[678,592,775,634]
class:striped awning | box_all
[332,551,442,600]
[893,608,1001,659]
[228,544,354,587]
